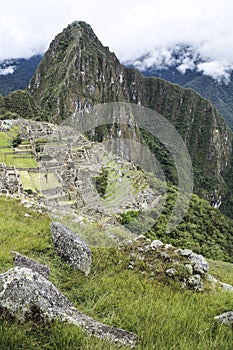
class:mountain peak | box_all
[54,20,99,46]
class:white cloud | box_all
[177,59,196,74]
[0,66,15,75]
[0,0,233,80]
[197,61,233,83]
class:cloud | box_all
[197,61,233,83]
[0,0,233,81]
[0,66,15,75]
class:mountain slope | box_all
[0,55,43,96]
[28,22,232,199]
[127,50,233,130]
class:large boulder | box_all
[11,250,50,279]
[0,267,137,347]
[50,222,92,275]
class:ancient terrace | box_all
[0,119,157,216]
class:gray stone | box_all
[219,281,233,292]
[188,253,208,275]
[187,274,204,292]
[11,251,50,279]
[166,268,176,277]
[214,311,233,325]
[164,244,174,250]
[51,222,92,276]
[206,275,233,292]
[206,274,218,284]
[0,267,137,347]
[176,248,193,257]
[134,235,150,243]
[150,240,163,249]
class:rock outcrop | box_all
[0,267,137,347]
[214,311,233,325]
[121,236,209,292]
[11,250,50,279]
[50,222,92,275]
[206,274,233,293]
[176,249,209,275]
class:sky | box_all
[1,0,233,80]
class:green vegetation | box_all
[118,186,233,263]
[0,56,42,96]
[3,152,37,168]
[95,167,109,197]
[0,90,44,121]
[0,130,37,168]
[0,197,233,349]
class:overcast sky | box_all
[1,0,233,79]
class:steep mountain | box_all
[0,55,43,96]
[28,22,232,199]
[126,47,233,130]
[0,21,232,213]
[0,90,44,120]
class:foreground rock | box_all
[120,236,211,292]
[50,222,92,275]
[11,251,50,279]
[214,311,233,325]
[176,249,209,275]
[0,267,137,347]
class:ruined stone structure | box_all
[0,163,23,196]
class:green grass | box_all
[19,171,39,192]
[0,132,11,147]
[0,131,37,168]
[4,153,38,168]
[209,259,233,286]
[0,197,233,349]
[19,171,61,192]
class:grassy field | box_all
[0,131,37,168]
[0,196,233,350]
[19,171,61,192]
[0,132,11,147]
[4,154,37,168]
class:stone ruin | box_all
[0,118,159,222]
[0,163,23,197]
